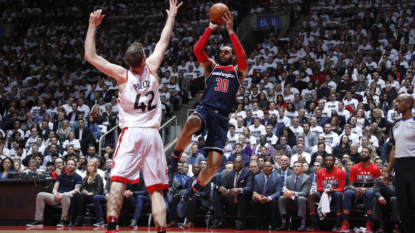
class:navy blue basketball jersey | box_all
[201,64,241,116]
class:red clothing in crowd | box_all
[316,167,347,193]
[310,73,326,86]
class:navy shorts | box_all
[191,105,229,154]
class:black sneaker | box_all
[332,221,342,232]
[26,220,43,227]
[306,221,319,231]
[56,219,66,226]
[375,224,385,233]
[393,224,401,233]
[129,219,137,229]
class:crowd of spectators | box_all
[0,0,244,170]
[0,0,412,231]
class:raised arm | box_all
[85,9,126,85]
[223,13,248,81]
[146,0,183,75]
[194,22,219,76]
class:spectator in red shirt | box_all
[310,68,325,86]
[51,157,66,180]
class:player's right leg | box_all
[340,190,356,233]
[307,192,320,231]
[106,181,126,233]
[177,150,223,217]
[197,151,224,184]
[149,189,167,233]
[170,115,202,181]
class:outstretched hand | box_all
[208,21,220,31]
[166,0,183,17]
[89,9,105,27]
[222,12,234,33]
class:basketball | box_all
[209,3,229,26]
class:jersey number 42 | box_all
[134,91,157,112]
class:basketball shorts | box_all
[191,105,229,154]
[110,127,169,191]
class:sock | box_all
[281,215,286,224]
[310,212,317,222]
[367,213,372,222]
[107,216,118,231]
[343,213,349,222]
[185,179,205,198]
[157,226,166,233]
[221,217,226,223]
[301,218,306,225]
[337,213,342,223]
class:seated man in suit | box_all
[372,167,400,233]
[251,161,284,230]
[211,156,254,230]
[67,103,82,126]
[74,119,94,155]
[277,161,312,232]
[168,163,211,228]
[275,155,294,184]
[307,154,347,231]
[219,161,234,186]
[244,110,254,127]
[123,169,149,229]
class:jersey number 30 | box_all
[214,78,229,92]
[134,91,157,112]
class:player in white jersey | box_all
[84,1,182,233]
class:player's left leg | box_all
[149,189,167,233]
[106,128,140,233]
[106,181,126,232]
[364,190,374,232]
[170,115,203,181]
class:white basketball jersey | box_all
[118,66,162,129]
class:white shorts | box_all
[110,127,169,191]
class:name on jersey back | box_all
[133,80,150,91]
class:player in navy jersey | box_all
[171,13,248,217]
[307,154,346,232]
[340,147,381,233]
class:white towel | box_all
[317,191,332,220]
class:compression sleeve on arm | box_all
[229,33,248,70]
[193,28,213,63]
